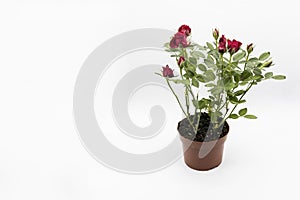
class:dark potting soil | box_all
[178,112,229,142]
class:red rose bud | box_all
[162,65,174,77]
[227,39,242,54]
[247,43,253,54]
[213,28,219,40]
[178,25,191,36]
[218,35,227,53]
[178,56,185,66]
[170,32,189,48]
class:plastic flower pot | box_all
[177,117,229,171]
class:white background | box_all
[1,0,300,199]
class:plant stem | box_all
[193,94,201,134]
[220,81,255,126]
[166,79,195,129]
[185,88,190,118]
[215,53,226,117]
[244,53,250,70]
[194,112,201,134]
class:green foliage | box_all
[238,108,247,116]
[264,72,273,79]
[244,115,257,119]
[198,64,207,71]
[191,51,205,59]
[192,78,199,88]
[233,51,246,62]
[259,52,270,61]
[229,114,239,119]
[204,70,216,81]
[272,75,286,80]
[206,42,214,50]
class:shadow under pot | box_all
[177,113,229,171]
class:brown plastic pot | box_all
[179,134,228,171]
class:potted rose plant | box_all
[156,25,286,171]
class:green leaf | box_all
[186,63,196,72]
[210,87,223,95]
[196,74,206,83]
[205,83,216,87]
[244,115,257,119]
[240,70,252,81]
[248,57,259,62]
[252,75,264,81]
[240,81,249,86]
[259,52,270,61]
[253,68,262,75]
[206,42,214,50]
[234,90,244,96]
[208,50,220,60]
[198,64,207,71]
[184,70,195,78]
[204,70,216,81]
[234,74,240,83]
[192,78,199,88]
[229,95,239,104]
[189,57,197,65]
[264,72,273,79]
[238,100,246,104]
[191,51,205,59]
[272,75,286,80]
[233,51,246,62]
[229,114,239,119]
[225,82,236,90]
[198,98,211,109]
[204,59,216,68]
[238,108,248,116]
[229,95,246,104]
[195,44,206,50]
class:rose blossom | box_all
[170,32,189,48]
[218,35,227,53]
[227,39,242,54]
[162,65,174,77]
[178,25,191,36]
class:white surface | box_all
[1,0,299,200]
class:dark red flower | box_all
[218,35,227,53]
[178,56,185,66]
[170,32,188,48]
[178,25,191,36]
[162,65,174,77]
[227,39,242,54]
[213,28,219,40]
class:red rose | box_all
[227,39,242,54]
[170,32,188,48]
[162,65,174,77]
[178,56,185,66]
[218,35,227,53]
[178,25,191,36]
